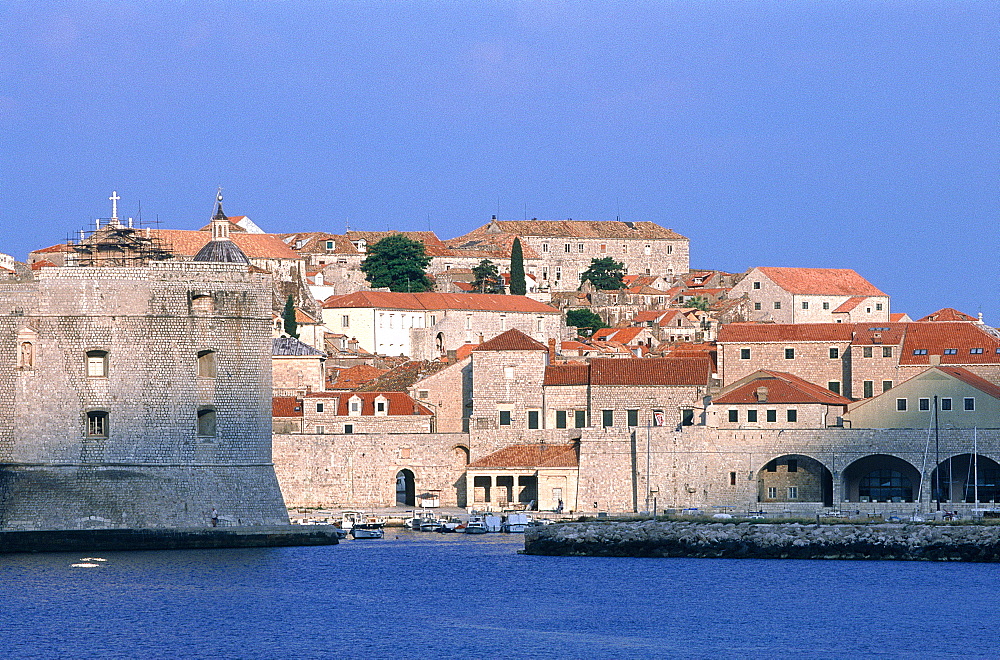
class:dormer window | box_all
[913,349,928,355]
[326,240,335,250]
[374,395,388,416]
[349,396,362,416]
[943,349,957,355]
[971,348,984,354]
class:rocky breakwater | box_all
[524,521,1000,561]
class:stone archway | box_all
[453,446,470,508]
[395,469,415,506]
[842,455,921,504]
[931,454,1000,504]
[756,454,833,506]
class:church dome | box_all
[193,239,250,264]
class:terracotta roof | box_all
[462,219,687,240]
[590,357,711,386]
[31,243,72,254]
[833,296,866,313]
[322,291,558,314]
[444,233,542,260]
[851,324,907,346]
[717,323,856,343]
[152,229,300,260]
[357,360,450,392]
[468,443,579,469]
[916,308,978,322]
[889,313,911,322]
[713,370,851,405]
[756,267,887,296]
[592,327,646,344]
[454,343,481,360]
[898,322,1000,366]
[278,232,360,255]
[329,364,389,389]
[273,396,303,417]
[30,259,57,270]
[936,367,1000,400]
[543,363,590,386]
[295,309,320,324]
[347,231,452,257]
[303,391,432,416]
[475,329,548,352]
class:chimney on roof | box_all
[930,354,941,366]
[447,349,457,362]
[491,215,497,221]
[755,386,768,403]
[547,337,556,363]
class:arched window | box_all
[197,407,217,437]
[191,294,214,314]
[86,350,108,378]
[197,350,217,378]
[859,469,912,503]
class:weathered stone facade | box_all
[0,263,289,530]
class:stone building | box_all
[272,337,326,394]
[709,370,851,429]
[0,261,289,530]
[446,217,689,292]
[320,290,564,359]
[729,267,889,324]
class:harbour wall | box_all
[523,520,1000,561]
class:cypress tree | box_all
[282,295,299,338]
[509,237,526,295]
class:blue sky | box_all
[1,2,997,322]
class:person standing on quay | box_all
[211,508,219,527]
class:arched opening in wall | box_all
[453,446,470,508]
[757,454,833,506]
[931,454,1000,504]
[396,469,415,506]
[435,333,445,355]
[842,454,920,504]
[191,293,215,315]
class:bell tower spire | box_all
[211,187,230,240]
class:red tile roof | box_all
[273,396,304,417]
[329,365,389,389]
[454,343,481,360]
[303,391,432,415]
[468,443,579,469]
[713,370,851,405]
[757,267,887,296]
[322,291,558,314]
[897,322,1000,365]
[889,313,910,322]
[936,367,1000,400]
[544,357,711,387]
[152,229,301,260]
[591,327,647,344]
[31,243,72,254]
[30,259,57,270]
[543,363,590,386]
[347,231,452,257]
[916,308,978,322]
[457,219,686,240]
[833,296,866,313]
[475,328,548,352]
[717,323,856,343]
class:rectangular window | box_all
[882,380,893,392]
[542,243,549,253]
[787,459,797,472]
[941,398,952,411]
[767,487,777,499]
[578,243,585,253]
[828,381,841,395]
[913,349,928,355]
[528,410,540,429]
[801,301,809,310]
[621,244,628,253]
[376,401,386,413]
[822,302,830,310]
[555,410,567,429]
[602,410,614,427]
[883,346,893,358]
[784,348,795,360]
[86,350,108,377]
[316,402,324,413]
[747,409,758,423]
[752,281,761,290]
[627,409,639,427]
[341,315,349,328]
[197,350,217,378]
[919,398,930,411]
[574,410,587,428]
[554,267,561,281]
[863,346,873,358]
[876,303,883,311]
[788,487,798,499]
[564,243,571,253]
[787,409,798,422]
[766,409,777,423]
[499,410,512,426]
[728,409,738,423]
[829,347,839,359]
[87,411,108,437]
[864,381,874,398]
[754,302,762,311]
[343,424,353,434]
[965,397,976,411]
[943,348,957,355]
[314,425,324,434]
[896,398,907,411]
[773,301,781,310]
[740,348,751,360]
[971,348,984,354]
[465,315,472,330]
[730,472,737,486]
[599,244,606,253]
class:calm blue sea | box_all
[2,530,999,659]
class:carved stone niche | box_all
[16,325,38,370]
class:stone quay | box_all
[523,520,1000,561]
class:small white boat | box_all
[501,513,531,533]
[350,524,384,539]
[463,515,489,534]
[341,511,386,539]
[419,518,443,532]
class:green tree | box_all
[566,308,607,337]
[688,296,711,311]
[509,237,526,295]
[360,234,432,292]
[580,257,626,290]
[282,294,299,338]
[471,259,503,294]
